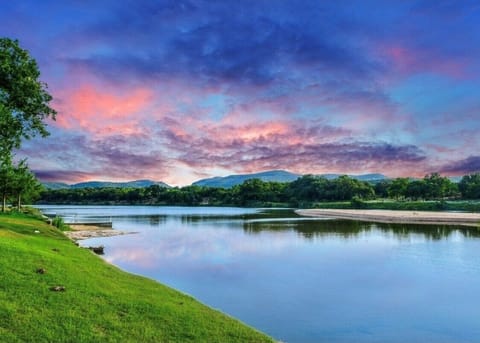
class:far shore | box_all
[296,209,480,227]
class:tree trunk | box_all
[17,193,21,210]
[2,193,6,213]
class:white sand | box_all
[65,224,136,240]
[296,209,480,227]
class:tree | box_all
[11,159,42,209]
[287,175,323,203]
[374,180,390,198]
[459,173,480,199]
[0,38,56,159]
[236,179,267,205]
[0,38,56,211]
[405,180,426,200]
[387,178,409,199]
[0,156,14,212]
[331,175,374,200]
[423,173,457,199]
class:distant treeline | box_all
[38,173,480,207]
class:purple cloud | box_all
[441,156,480,175]
[3,1,480,184]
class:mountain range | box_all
[42,180,170,190]
[42,171,389,189]
[192,170,301,188]
[192,170,387,188]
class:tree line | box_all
[38,173,480,207]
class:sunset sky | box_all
[2,1,480,186]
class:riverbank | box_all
[0,212,273,342]
[296,209,480,227]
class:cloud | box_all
[5,1,480,183]
[32,170,96,183]
[158,116,426,175]
[441,156,480,175]
[58,0,379,90]
[20,131,169,183]
[53,84,154,135]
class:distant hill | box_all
[319,173,387,182]
[41,182,70,190]
[42,180,170,189]
[193,170,301,188]
[192,171,387,188]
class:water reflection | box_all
[244,217,480,241]
[39,206,480,343]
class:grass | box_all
[0,212,274,343]
[312,200,480,212]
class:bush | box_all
[351,196,367,209]
[52,216,69,231]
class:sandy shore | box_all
[296,209,480,227]
[69,224,111,231]
[65,224,136,240]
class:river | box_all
[37,205,480,343]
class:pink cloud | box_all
[53,84,154,134]
[379,43,469,79]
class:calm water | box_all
[38,205,480,343]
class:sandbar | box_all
[65,224,136,240]
[296,209,480,227]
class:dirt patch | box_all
[69,224,112,231]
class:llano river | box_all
[38,206,480,343]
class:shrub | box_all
[351,196,367,209]
[52,216,69,231]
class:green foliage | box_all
[38,172,480,207]
[314,200,480,212]
[422,173,458,199]
[0,157,42,212]
[0,38,54,212]
[286,175,375,204]
[350,196,367,209]
[459,173,480,199]
[374,180,390,198]
[0,214,273,342]
[51,216,69,231]
[0,38,56,157]
[386,174,459,201]
[39,175,379,207]
[387,178,409,199]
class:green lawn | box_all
[312,200,480,212]
[0,212,274,343]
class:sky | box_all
[1,0,480,186]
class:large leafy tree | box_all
[0,38,56,159]
[0,38,56,211]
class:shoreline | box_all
[296,209,480,227]
[65,224,137,240]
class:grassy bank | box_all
[0,212,273,343]
[311,200,480,212]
